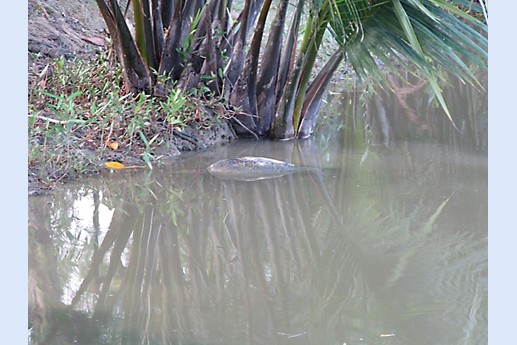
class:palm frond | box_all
[334,0,487,123]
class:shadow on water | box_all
[29,74,487,345]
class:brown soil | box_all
[28,0,108,61]
[28,0,236,195]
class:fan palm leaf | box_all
[328,0,487,123]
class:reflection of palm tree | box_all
[29,196,102,344]
[29,125,486,344]
[29,219,66,343]
[337,72,488,149]
[386,74,431,133]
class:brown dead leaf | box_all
[105,140,119,151]
[82,36,107,46]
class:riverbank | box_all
[28,0,237,195]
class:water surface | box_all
[29,76,487,345]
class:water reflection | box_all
[29,75,487,345]
[320,71,488,152]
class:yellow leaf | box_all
[105,161,145,170]
[105,161,126,170]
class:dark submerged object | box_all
[207,156,304,181]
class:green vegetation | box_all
[95,0,487,139]
[28,0,488,187]
[28,52,231,184]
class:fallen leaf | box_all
[81,36,107,46]
[105,161,125,169]
[105,161,146,170]
[106,140,119,151]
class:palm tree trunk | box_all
[298,49,344,138]
[255,0,290,136]
[97,0,152,93]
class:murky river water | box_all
[29,76,487,345]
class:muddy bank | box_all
[28,0,107,61]
[28,0,237,195]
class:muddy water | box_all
[29,76,487,345]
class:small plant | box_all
[138,131,160,170]
[160,88,188,127]
[28,51,226,185]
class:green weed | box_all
[28,51,229,185]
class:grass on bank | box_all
[28,51,232,185]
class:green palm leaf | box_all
[327,0,487,125]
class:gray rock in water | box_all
[207,156,303,181]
